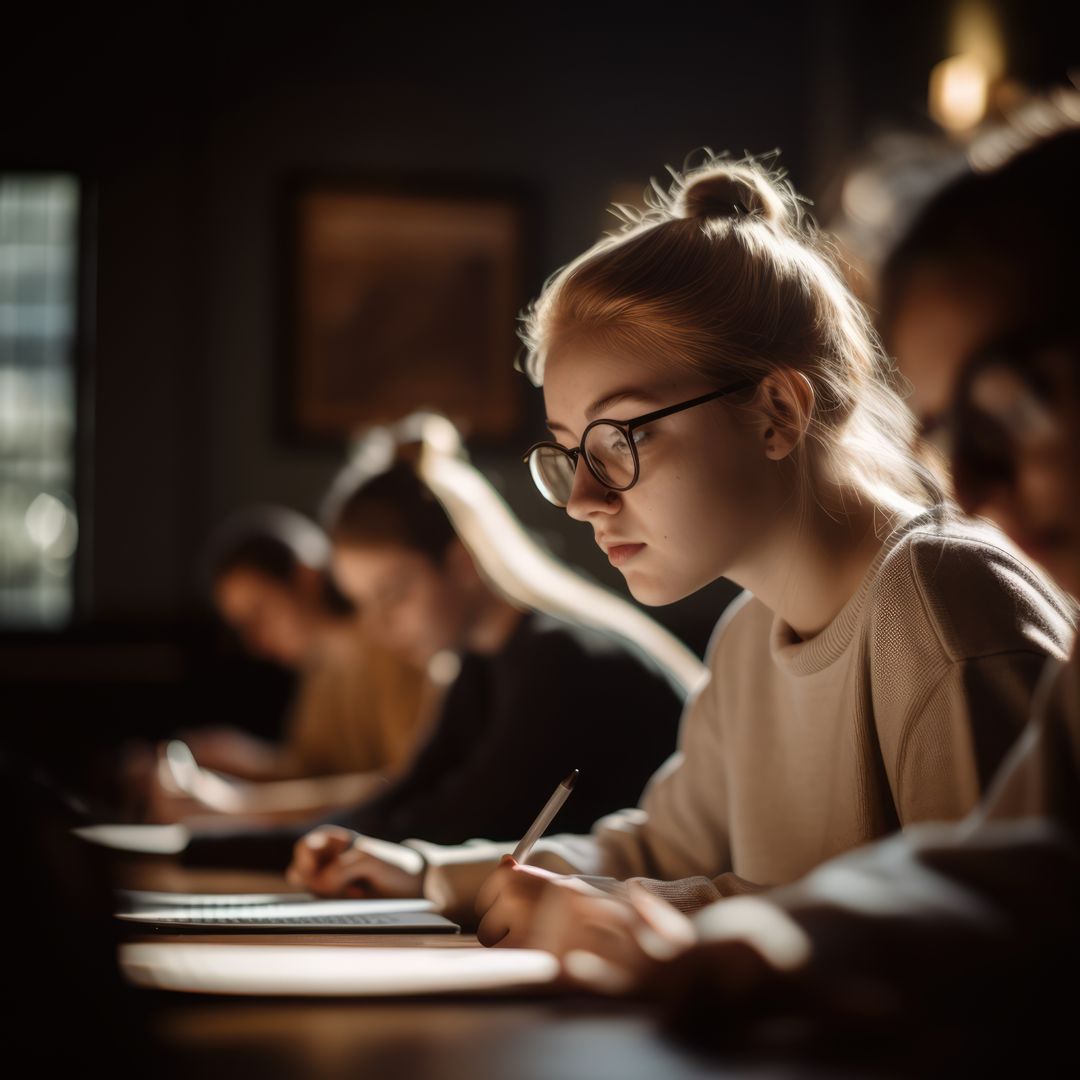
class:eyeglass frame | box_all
[522,380,756,501]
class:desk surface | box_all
[152,997,796,1080]
[116,860,890,1080]
[115,856,305,896]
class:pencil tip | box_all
[563,769,579,789]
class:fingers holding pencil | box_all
[475,769,579,947]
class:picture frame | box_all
[280,176,534,445]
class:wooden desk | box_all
[114,855,301,896]
[151,997,746,1080]
[116,862,886,1079]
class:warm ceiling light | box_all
[930,54,991,133]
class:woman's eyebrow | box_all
[585,387,660,418]
[545,388,661,437]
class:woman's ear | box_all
[756,370,815,461]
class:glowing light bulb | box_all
[930,54,991,133]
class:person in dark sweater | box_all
[333,607,678,845]
[184,453,682,871]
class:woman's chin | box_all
[622,567,701,608]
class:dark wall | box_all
[4,1,1072,654]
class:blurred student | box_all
[125,508,432,823]
[198,507,429,780]
[189,456,682,872]
[519,116,1080,1059]
[287,152,1073,942]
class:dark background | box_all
[2,1,1076,786]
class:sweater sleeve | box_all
[414,599,746,920]
[629,656,1077,918]
[708,654,1080,1033]
[579,869,762,913]
[892,649,1052,823]
[979,654,1080,830]
[585,665,731,881]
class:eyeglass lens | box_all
[582,422,636,489]
[528,445,576,506]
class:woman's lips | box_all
[607,543,646,567]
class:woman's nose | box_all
[565,458,620,522]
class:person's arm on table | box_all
[516,813,1080,1058]
[470,630,746,940]
[291,614,738,921]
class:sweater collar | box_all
[768,506,944,676]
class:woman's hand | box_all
[530,881,697,992]
[473,856,694,967]
[472,861,806,1017]
[474,856,595,947]
[631,894,812,1012]
[177,727,281,779]
[285,826,425,898]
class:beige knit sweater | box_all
[710,650,1080,1019]
[409,508,1076,921]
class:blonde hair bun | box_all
[678,162,790,229]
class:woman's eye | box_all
[604,428,649,456]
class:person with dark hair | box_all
[319,460,482,672]
[207,506,353,678]
[186,457,683,873]
[133,507,431,811]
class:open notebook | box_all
[116,891,460,934]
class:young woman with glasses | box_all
[284,154,1074,943]
[508,121,1080,1069]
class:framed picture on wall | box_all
[281,177,534,444]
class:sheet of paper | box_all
[74,823,190,854]
[117,889,315,909]
[120,943,560,996]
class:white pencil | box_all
[511,769,579,863]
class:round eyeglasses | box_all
[522,381,754,507]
